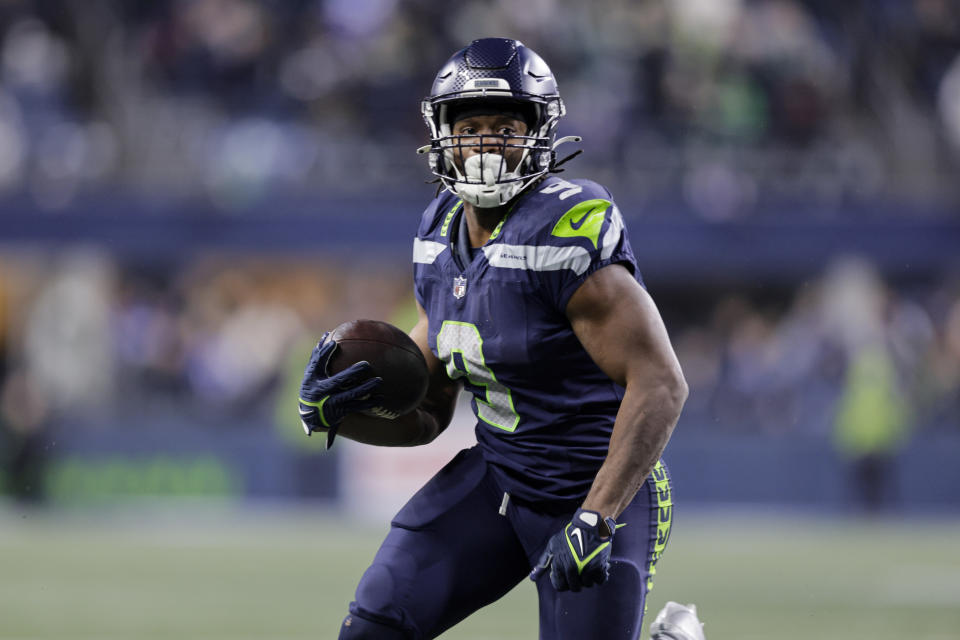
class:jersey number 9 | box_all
[437,321,520,432]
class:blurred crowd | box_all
[672,259,960,439]
[0,0,957,217]
[1,251,957,441]
[0,251,413,420]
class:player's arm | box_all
[297,302,460,447]
[568,263,687,522]
[530,262,686,592]
[339,300,461,446]
[387,299,462,445]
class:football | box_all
[327,319,429,444]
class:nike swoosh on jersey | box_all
[568,206,600,231]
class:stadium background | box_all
[0,1,958,638]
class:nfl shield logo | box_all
[452,275,467,299]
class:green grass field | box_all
[1,504,958,639]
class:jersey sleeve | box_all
[533,180,640,313]
[413,193,458,308]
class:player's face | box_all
[450,114,530,172]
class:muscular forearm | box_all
[389,406,445,446]
[581,378,687,523]
[392,377,462,446]
[330,404,447,447]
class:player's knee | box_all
[608,559,643,597]
[338,612,411,640]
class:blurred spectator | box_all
[821,257,911,510]
[23,250,116,414]
[0,366,51,503]
[832,345,909,511]
[938,52,960,154]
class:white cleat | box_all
[649,601,706,640]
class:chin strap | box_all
[553,135,582,147]
[550,135,583,173]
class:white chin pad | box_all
[464,153,513,186]
[453,152,525,208]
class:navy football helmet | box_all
[419,38,580,208]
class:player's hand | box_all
[529,508,618,592]
[298,333,383,448]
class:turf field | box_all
[1,503,958,639]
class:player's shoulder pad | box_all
[518,176,624,253]
[417,190,462,239]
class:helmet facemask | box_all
[421,97,565,208]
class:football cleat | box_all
[649,601,707,640]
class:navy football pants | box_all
[341,446,673,639]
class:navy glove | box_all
[530,508,618,592]
[298,333,383,448]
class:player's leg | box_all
[535,460,673,640]
[340,447,529,639]
[536,554,646,639]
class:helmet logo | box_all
[462,78,511,92]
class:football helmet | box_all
[419,38,580,208]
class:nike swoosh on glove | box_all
[298,332,383,448]
[529,508,618,592]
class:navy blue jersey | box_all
[413,176,642,505]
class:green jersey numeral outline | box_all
[437,320,520,432]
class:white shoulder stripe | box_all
[600,204,624,261]
[413,238,447,264]
[483,243,592,276]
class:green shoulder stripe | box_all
[440,200,463,237]
[550,199,611,249]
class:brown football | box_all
[326,319,429,443]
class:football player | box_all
[299,38,689,639]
